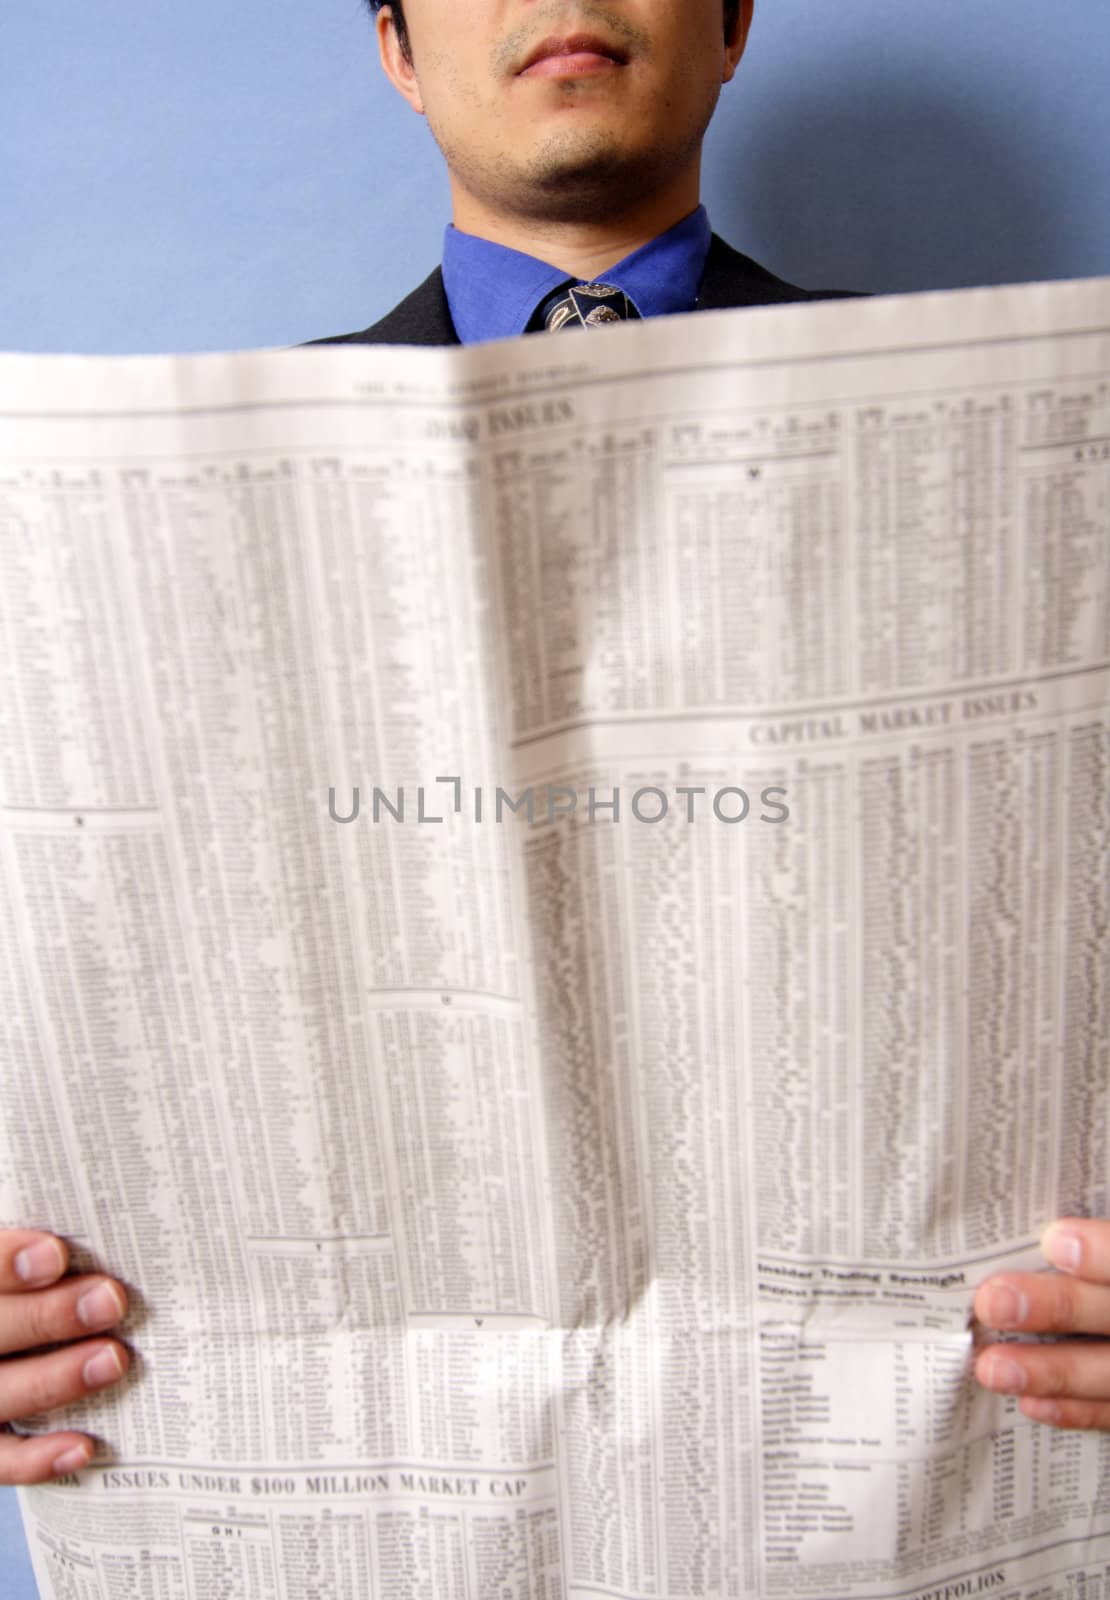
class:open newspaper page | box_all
[0,276,1107,1600]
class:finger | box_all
[974,1271,1110,1336]
[975,1339,1110,1402]
[1020,1396,1110,1432]
[0,1429,98,1487]
[0,1275,128,1358]
[0,1338,130,1425]
[0,1232,69,1292]
[1041,1219,1110,1283]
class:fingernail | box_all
[986,1283,1029,1328]
[51,1445,92,1476]
[980,1353,1027,1393]
[14,1239,64,1287]
[76,1281,126,1329]
[83,1346,124,1388]
[1043,1225,1082,1274]
[1022,1399,1063,1426]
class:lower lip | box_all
[520,52,623,78]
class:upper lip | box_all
[517,33,629,73]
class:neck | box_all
[449,166,703,279]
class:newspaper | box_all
[0,275,1107,1600]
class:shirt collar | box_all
[442,206,712,346]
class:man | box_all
[2,0,1109,1490]
[309,0,855,347]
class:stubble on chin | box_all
[434,120,676,226]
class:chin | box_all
[514,135,661,215]
[532,152,627,187]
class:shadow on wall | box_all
[709,73,1088,296]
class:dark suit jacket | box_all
[305,233,858,346]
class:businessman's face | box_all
[378,0,752,224]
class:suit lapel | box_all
[696,233,821,311]
[305,267,460,347]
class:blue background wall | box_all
[2,0,1109,358]
[2,0,1109,1589]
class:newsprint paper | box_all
[1,276,1108,1600]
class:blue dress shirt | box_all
[441,206,713,345]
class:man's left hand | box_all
[973,1218,1110,1430]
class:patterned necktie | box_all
[536,281,641,332]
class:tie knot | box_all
[541,281,641,332]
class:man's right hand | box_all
[0,1230,130,1484]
